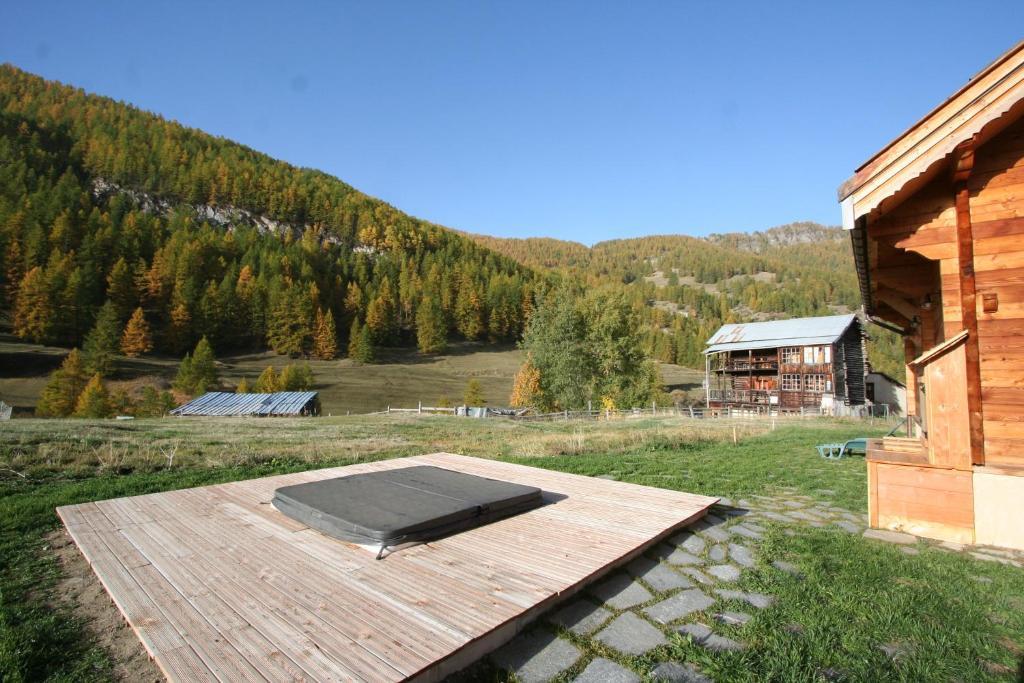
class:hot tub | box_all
[273,465,544,557]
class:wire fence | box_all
[372,402,901,425]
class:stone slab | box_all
[492,630,581,683]
[574,658,639,683]
[595,612,667,656]
[644,589,715,624]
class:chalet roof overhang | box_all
[838,40,1024,227]
[837,41,1024,322]
[703,314,858,354]
[704,335,845,355]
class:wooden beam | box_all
[953,141,986,466]
[875,286,919,322]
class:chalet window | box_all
[781,374,801,391]
[781,347,801,364]
[803,346,830,364]
[804,374,827,393]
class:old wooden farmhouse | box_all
[703,314,866,413]
[839,40,1024,549]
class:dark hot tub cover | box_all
[273,465,543,550]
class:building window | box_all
[804,374,827,392]
[781,374,801,391]
[781,347,801,364]
[803,346,830,364]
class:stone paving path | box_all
[488,488,1024,682]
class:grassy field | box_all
[1,415,1021,681]
[0,335,706,416]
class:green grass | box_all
[1,415,1021,681]
[0,334,705,415]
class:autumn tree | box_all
[254,366,280,392]
[13,266,52,343]
[106,257,136,318]
[73,374,113,418]
[464,378,485,406]
[236,376,251,393]
[312,308,338,360]
[35,348,88,417]
[415,295,447,354]
[509,357,542,408]
[120,307,153,356]
[365,277,398,344]
[455,287,484,340]
[280,363,314,391]
[82,301,123,376]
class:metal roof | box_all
[704,314,857,354]
[170,391,319,417]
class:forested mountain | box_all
[469,224,902,375]
[0,65,540,358]
[0,64,899,379]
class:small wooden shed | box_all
[170,391,320,417]
[839,40,1024,549]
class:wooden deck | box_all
[57,453,717,682]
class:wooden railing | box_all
[722,360,779,372]
[708,389,778,405]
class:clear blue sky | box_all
[2,2,1022,244]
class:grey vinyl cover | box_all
[272,465,543,546]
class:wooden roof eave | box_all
[838,41,1024,227]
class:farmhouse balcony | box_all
[708,389,778,405]
[719,359,779,372]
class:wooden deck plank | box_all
[59,453,716,682]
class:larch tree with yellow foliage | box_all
[509,357,542,408]
[120,307,153,356]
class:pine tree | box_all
[254,366,280,393]
[190,337,218,393]
[174,337,218,395]
[82,301,123,376]
[106,257,136,317]
[280,364,299,391]
[312,308,338,360]
[236,377,251,393]
[13,266,53,343]
[455,287,484,341]
[415,295,447,354]
[464,378,485,406]
[120,307,153,356]
[168,301,192,354]
[36,348,88,417]
[347,317,374,363]
[173,353,194,394]
[279,363,314,390]
[3,237,24,309]
[510,358,542,408]
[365,286,396,344]
[73,373,112,418]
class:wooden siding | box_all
[57,453,716,683]
[868,461,975,544]
[967,116,1024,469]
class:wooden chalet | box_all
[839,40,1024,549]
[703,314,866,412]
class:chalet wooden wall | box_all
[965,117,1024,469]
